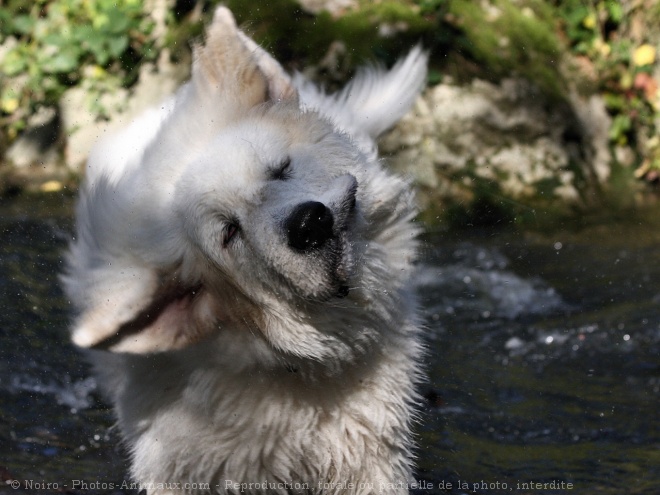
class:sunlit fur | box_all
[63,7,427,494]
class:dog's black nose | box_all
[285,201,334,251]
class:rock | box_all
[297,0,357,16]
[6,107,61,169]
[381,78,613,218]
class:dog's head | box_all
[63,7,427,362]
[174,104,361,303]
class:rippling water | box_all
[416,223,660,494]
[0,196,658,494]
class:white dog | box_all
[63,7,427,494]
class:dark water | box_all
[0,196,658,494]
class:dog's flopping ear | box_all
[62,173,230,354]
[68,267,225,354]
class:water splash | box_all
[418,244,564,320]
[7,374,97,411]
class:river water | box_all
[0,196,658,494]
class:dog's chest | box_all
[116,352,412,488]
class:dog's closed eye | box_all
[222,221,240,247]
[269,157,292,181]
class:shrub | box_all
[0,0,155,140]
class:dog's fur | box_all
[63,7,427,494]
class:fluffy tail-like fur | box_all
[295,46,428,153]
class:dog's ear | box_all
[68,267,226,353]
[139,7,297,160]
[192,6,296,110]
[235,28,298,102]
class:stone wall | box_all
[381,77,613,221]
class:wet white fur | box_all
[63,7,427,494]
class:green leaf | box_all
[85,32,109,64]
[603,92,625,111]
[606,1,623,24]
[42,33,68,47]
[0,10,12,32]
[564,5,590,28]
[609,114,632,144]
[107,35,129,58]
[13,15,36,35]
[42,47,81,73]
[105,10,130,34]
[427,69,442,86]
[94,49,110,66]
[72,25,95,42]
[1,49,28,76]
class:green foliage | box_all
[447,0,564,98]
[417,0,446,16]
[2,0,659,189]
[0,0,155,138]
[221,0,435,71]
[557,0,660,180]
[559,0,622,54]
